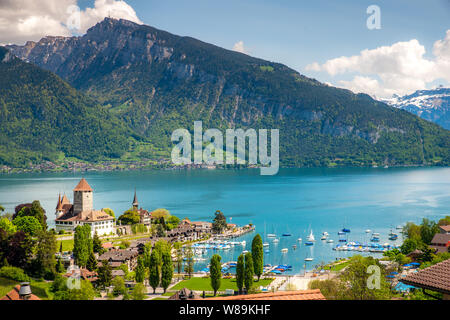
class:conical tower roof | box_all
[73,178,93,192]
[56,194,62,210]
[132,189,138,207]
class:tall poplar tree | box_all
[210,254,222,296]
[251,234,264,280]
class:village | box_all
[0,177,449,301]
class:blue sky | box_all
[3,0,450,97]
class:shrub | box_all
[0,266,31,282]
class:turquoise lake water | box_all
[0,167,449,273]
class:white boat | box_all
[240,241,246,246]
[327,239,334,243]
[242,250,249,254]
[365,229,371,233]
[273,238,279,243]
[304,257,314,261]
[322,231,329,236]
[267,234,276,238]
[281,248,288,253]
[307,230,315,242]
[297,237,302,242]
[263,242,270,247]
[320,235,327,240]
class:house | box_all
[168,288,200,300]
[190,221,212,233]
[0,283,40,300]
[206,289,326,300]
[131,190,152,225]
[400,258,450,300]
[439,225,450,234]
[98,249,139,270]
[406,249,423,262]
[63,268,98,283]
[54,178,115,236]
[430,233,450,253]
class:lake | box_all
[0,167,449,273]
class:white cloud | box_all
[232,40,248,54]
[306,31,450,98]
[0,0,142,45]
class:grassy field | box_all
[328,260,351,272]
[57,239,74,252]
[0,277,53,300]
[170,277,273,292]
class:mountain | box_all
[382,88,450,130]
[0,46,132,167]
[5,18,450,167]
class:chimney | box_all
[19,282,32,300]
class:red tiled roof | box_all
[206,289,326,300]
[400,258,450,295]
[73,178,93,192]
[0,285,40,300]
[440,225,450,232]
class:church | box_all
[55,178,115,236]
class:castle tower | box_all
[132,188,138,211]
[73,178,93,214]
[55,194,64,219]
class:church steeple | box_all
[132,188,138,210]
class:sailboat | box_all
[307,230,315,242]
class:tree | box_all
[161,250,174,293]
[59,241,63,254]
[166,215,180,230]
[102,208,115,219]
[12,216,41,236]
[210,254,222,296]
[251,234,264,280]
[400,238,421,255]
[403,222,421,241]
[338,255,392,300]
[244,252,254,293]
[97,260,112,289]
[86,251,98,271]
[149,250,160,293]
[92,232,104,254]
[437,216,450,226]
[67,279,96,300]
[0,217,16,234]
[34,230,57,278]
[132,283,146,300]
[420,218,439,244]
[236,254,245,294]
[135,256,146,283]
[56,257,65,273]
[173,242,183,275]
[152,208,170,219]
[73,225,92,267]
[6,231,34,268]
[156,223,165,237]
[117,209,140,225]
[14,201,47,230]
[184,245,194,278]
[112,276,126,296]
[212,210,227,234]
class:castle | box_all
[55,178,115,236]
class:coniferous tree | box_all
[149,250,160,294]
[34,229,57,278]
[236,254,245,294]
[135,256,146,283]
[73,225,92,267]
[210,254,222,296]
[86,251,97,271]
[160,250,174,293]
[184,245,194,278]
[251,234,264,280]
[97,260,112,289]
[212,210,227,234]
[92,232,104,254]
[244,252,254,293]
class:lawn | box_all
[329,260,351,272]
[170,277,273,292]
[0,277,53,300]
[57,239,74,252]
